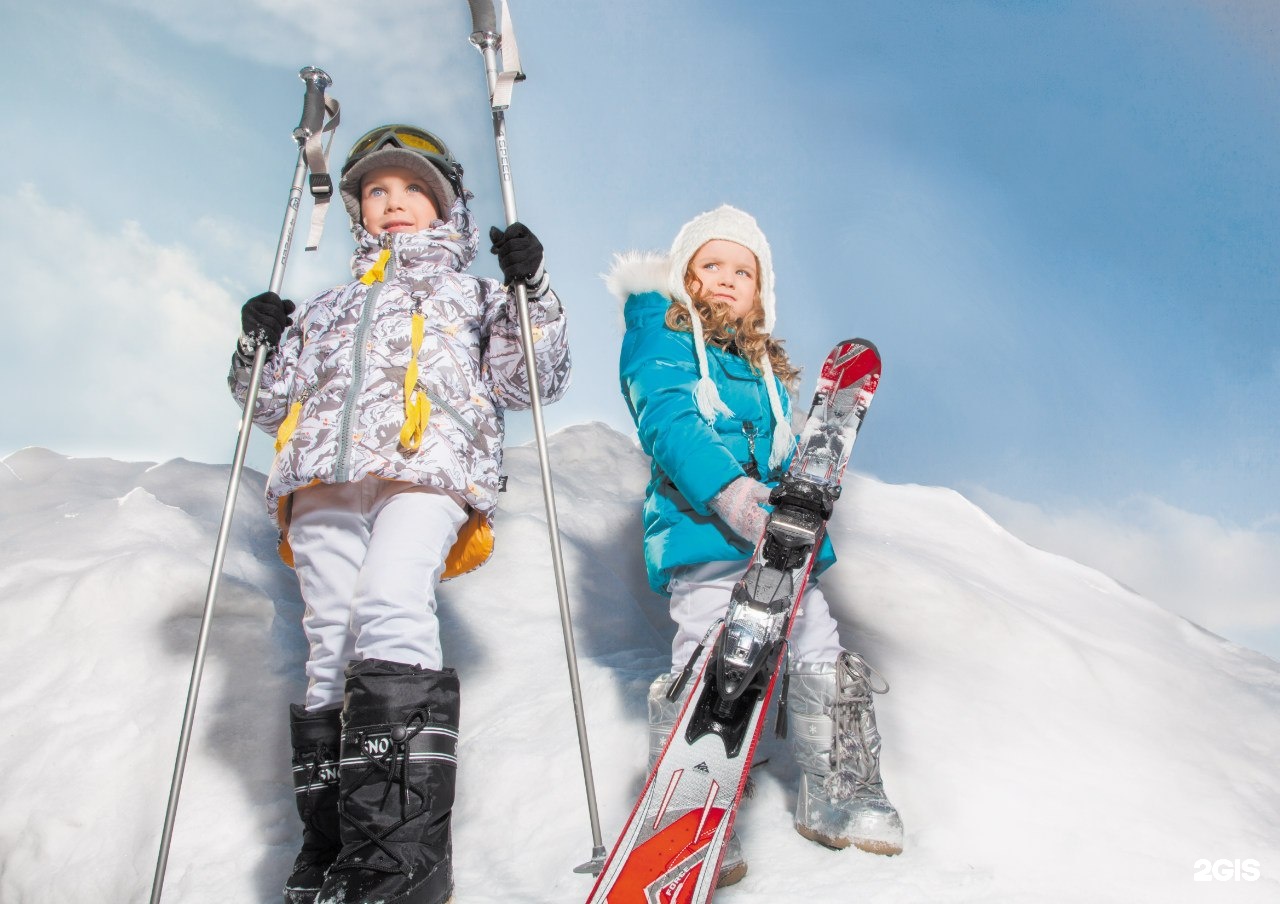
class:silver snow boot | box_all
[787,652,903,855]
[648,672,748,887]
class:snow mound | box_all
[1,423,1276,903]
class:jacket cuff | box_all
[524,264,551,300]
[525,282,562,322]
[673,451,744,515]
[234,335,260,369]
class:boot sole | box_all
[299,891,453,904]
[796,824,902,856]
[717,861,749,888]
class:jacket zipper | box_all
[418,382,480,442]
[336,238,395,482]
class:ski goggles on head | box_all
[342,125,464,193]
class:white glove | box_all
[710,476,772,544]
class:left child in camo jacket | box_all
[227,124,569,904]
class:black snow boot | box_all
[284,704,343,904]
[316,659,459,904]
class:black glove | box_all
[240,291,296,349]
[489,222,544,285]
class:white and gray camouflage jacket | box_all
[228,198,570,531]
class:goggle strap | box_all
[347,127,463,195]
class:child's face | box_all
[360,166,440,237]
[686,240,759,320]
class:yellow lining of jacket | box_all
[275,489,494,580]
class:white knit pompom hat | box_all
[667,205,792,470]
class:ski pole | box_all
[466,0,606,876]
[148,66,338,904]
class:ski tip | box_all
[823,339,882,386]
[836,337,879,357]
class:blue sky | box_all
[1,0,1276,657]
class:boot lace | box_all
[335,710,438,875]
[828,652,890,800]
[298,739,339,824]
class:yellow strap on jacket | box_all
[360,248,392,285]
[400,309,431,450]
[274,400,303,453]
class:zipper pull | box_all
[742,420,761,479]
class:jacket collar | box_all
[349,196,479,279]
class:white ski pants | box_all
[289,479,467,711]
[668,558,845,673]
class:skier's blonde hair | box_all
[666,265,800,389]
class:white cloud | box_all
[104,0,475,114]
[75,18,217,132]
[0,183,243,462]
[969,486,1280,657]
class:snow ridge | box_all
[1,424,1276,903]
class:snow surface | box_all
[1,422,1277,903]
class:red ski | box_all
[587,339,882,903]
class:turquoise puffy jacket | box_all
[619,290,835,594]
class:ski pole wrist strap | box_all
[302,96,342,251]
[490,0,524,110]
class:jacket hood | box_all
[350,194,479,278]
[605,251,671,303]
[605,236,792,471]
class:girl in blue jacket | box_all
[607,206,903,878]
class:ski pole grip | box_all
[467,0,497,35]
[294,66,332,142]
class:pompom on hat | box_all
[667,205,792,470]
